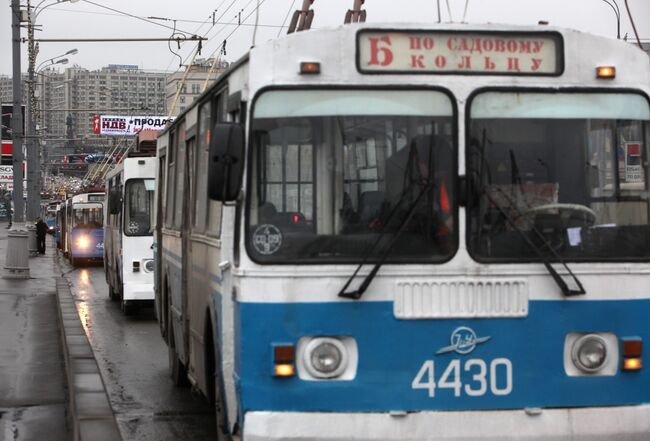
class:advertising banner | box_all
[0,165,13,183]
[94,115,175,136]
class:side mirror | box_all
[109,191,122,215]
[208,122,245,202]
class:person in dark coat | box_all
[35,218,48,254]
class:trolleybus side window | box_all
[165,130,176,228]
[467,91,650,261]
[173,123,186,229]
[248,88,456,263]
[206,92,227,237]
[156,154,166,230]
[193,100,211,233]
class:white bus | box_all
[155,21,650,441]
[105,156,156,315]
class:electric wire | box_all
[623,0,643,48]
[162,0,241,72]
[445,0,452,22]
[600,0,621,38]
[461,0,469,22]
[278,0,297,37]
[47,6,284,28]
[78,0,197,36]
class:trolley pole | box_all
[5,0,30,278]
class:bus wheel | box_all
[108,283,117,301]
[122,300,138,315]
[206,320,229,439]
[168,307,189,387]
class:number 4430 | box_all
[412,358,513,398]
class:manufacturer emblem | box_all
[436,326,491,355]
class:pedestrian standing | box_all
[35,217,48,254]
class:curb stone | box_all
[55,277,122,441]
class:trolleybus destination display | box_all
[357,31,562,75]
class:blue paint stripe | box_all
[236,299,650,412]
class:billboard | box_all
[93,115,174,136]
[0,164,26,191]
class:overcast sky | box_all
[1,0,648,77]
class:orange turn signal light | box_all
[621,337,642,371]
[623,357,642,371]
[300,62,321,75]
[273,344,295,377]
[596,66,616,79]
[274,364,295,377]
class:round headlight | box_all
[144,259,154,272]
[304,337,348,378]
[572,334,608,372]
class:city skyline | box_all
[1,0,648,77]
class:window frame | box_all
[465,86,650,263]
[123,178,155,237]
[245,85,459,265]
[164,130,176,228]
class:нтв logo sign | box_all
[436,326,491,355]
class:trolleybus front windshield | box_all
[248,89,457,263]
[73,204,103,228]
[468,91,650,261]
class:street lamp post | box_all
[25,0,79,255]
[5,0,29,278]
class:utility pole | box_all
[26,0,39,256]
[5,0,30,278]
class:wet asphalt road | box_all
[60,254,217,441]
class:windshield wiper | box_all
[486,188,586,297]
[338,178,436,300]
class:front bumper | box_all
[122,282,154,301]
[244,406,650,441]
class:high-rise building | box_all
[0,74,28,105]
[166,58,229,116]
[36,64,168,159]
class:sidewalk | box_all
[0,222,121,441]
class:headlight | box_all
[303,337,348,378]
[572,334,608,372]
[76,236,90,249]
[143,259,154,272]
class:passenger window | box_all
[173,124,186,229]
[194,101,211,233]
[165,133,176,228]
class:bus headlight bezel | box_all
[143,259,154,272]
[298,336,357,380]
[572,334,608,373]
